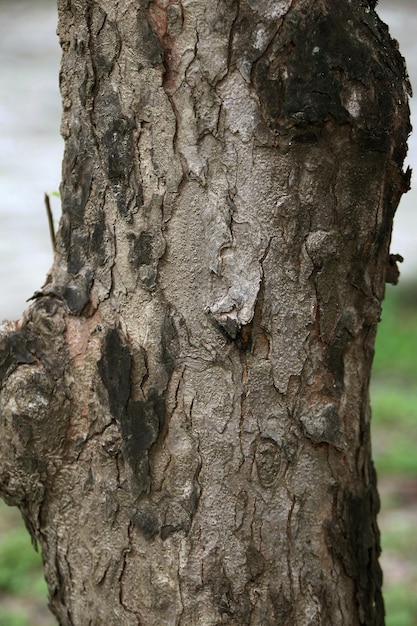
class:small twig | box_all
[44,192,56,251]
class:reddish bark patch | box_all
[147,1,183,91]
[148,1,168,40]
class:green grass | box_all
[0,500,54,625]
[371,282,417,476]
[371,386,417,427]
[371,385,417,474]
[384,584,417,626]
[0,523,46,595]
[383,577,417,625]
[371,281,417,626]
[373,282,417,382]
[0,610,29,626]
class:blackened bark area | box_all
[98,328,166,499]
[250,4,410,150]
[328,465,384,625]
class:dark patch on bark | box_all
[60,122,98,278]
[137,9,163,67]
[136,185,144,208]
[129,231,154,268]
[328,467,384,624]
[98,325,170,495]
[103,116,134,218]
[0,332,36,384]
[325,328,346,392]
[32,274,93,316]
[62,274,93,315]
[104,117,133,182]
[132,502,159,539]
[124,392,164,454]
[123,390,165,492]
[128,230,158,289]
[0,308,68,386]
[61,141,94,228]
[236,323,252,351]
[292,131,318,144]
[253,9,352,130]
[91,211,107,266]
[60,206,106,276]
[252,2,410,151]
[98,328,132,422]
[356,127,390,153]
[67,231,88,275]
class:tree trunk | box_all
[0,1,411,624]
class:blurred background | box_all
[0,1,416,625]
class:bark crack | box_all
[119,522,142,625]
[226,0,239,77]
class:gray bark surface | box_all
[0,0,411,624]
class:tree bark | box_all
[0,1,411,624]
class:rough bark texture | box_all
[0,0,411,624]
